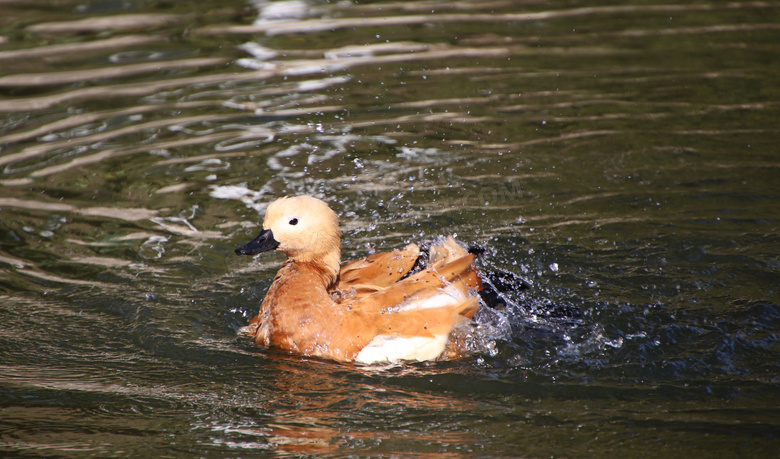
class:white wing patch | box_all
[355,334,449,365]
[393,284,465,313]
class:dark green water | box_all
[1,0,778,456]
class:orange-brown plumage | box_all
[235,196,482,364]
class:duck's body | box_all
[235,196,481,364]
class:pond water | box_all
[1,0,779,456]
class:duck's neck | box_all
[289,248,341,289]
[318,248,341,287]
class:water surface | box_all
[1,0,778,456]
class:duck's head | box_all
[235,196,341,278]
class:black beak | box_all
[235,229,280,256]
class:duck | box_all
[234,195,483,365]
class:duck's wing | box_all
[428,236,468,267]
[347,253,480,315]
[350,261,480,364]
[337,243,420,290]
[344,238,483,364]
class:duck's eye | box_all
[289,218,298,226]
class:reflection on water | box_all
[1,0,778,456]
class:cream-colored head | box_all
[262,195,341,270]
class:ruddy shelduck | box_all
[235,196,482,364]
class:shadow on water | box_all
[1,0,779,456]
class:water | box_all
[1,0,778,456]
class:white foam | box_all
[208,184,267,213]
[237,42,279,60]
[295,76,351,92]
[209,184,259,201]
